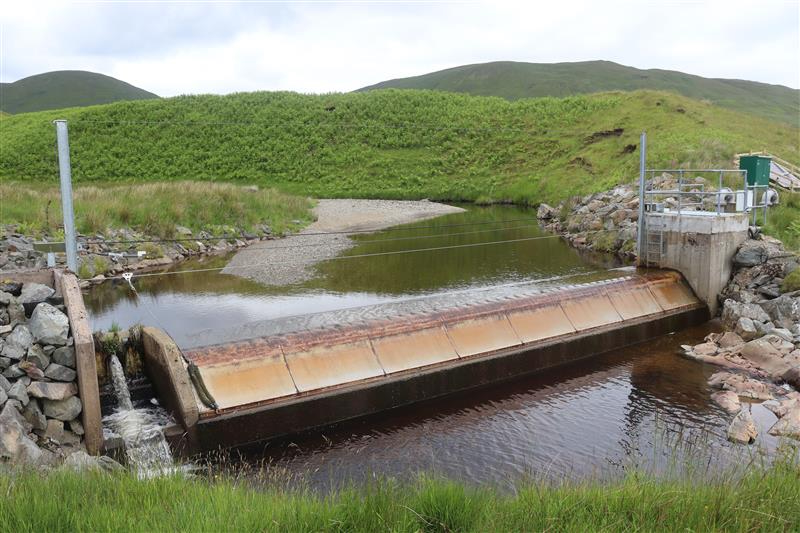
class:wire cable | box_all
[104,233,565,281]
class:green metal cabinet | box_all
[739,155,772,187]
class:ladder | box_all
[644,214,665,267]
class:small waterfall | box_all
[104,354,176,478]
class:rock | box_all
[760,333,795,354]
[18,360,45,380]
[0,374,11,392]
[42,396,82,421]
[721,299,771,329]
[0,386,6,407]
[783,367,800,389]
[0,291,14,305]
[767,327,795,343]
[27,381,77,400]
[0,280,22,296]
[21,399,46,431]
[739,338,792,377]
[727,408,758,444]
[44,363,77,382]
[7,380,28,406]
[28,303,69,346]
[0,402,49,466]
[711,390,741,413]
[536,204,558,220]
[68,418,84,436]
[52,346,76,368]
[768,404,800,439]
[718,331,744,349]
[693,342,718,356]
[708,371,774,400]
[17,283,55,305]
[6,302,25,326]
[0,356,9,370]
[26,343,50,370]
[43,419,65,442]
[759,294,800,329]
[764,397,798,419]
[61,450,123,474]
[734,317,760,341]
[1,325,33,359]
[733,241,773,267]
[175,225,193,236]
[2,364,24,379]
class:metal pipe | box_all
[636,132,646,266]
[54,120,78,273]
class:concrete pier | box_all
[645,211,749,315]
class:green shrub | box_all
[782,268,800,293]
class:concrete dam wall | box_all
[144,269,708,452]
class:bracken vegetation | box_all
[0,459,799,532]
[1,90,797,207]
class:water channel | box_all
[84,205,784,486]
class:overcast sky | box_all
[2,0,799,95]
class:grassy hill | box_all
[1,89,797,206]
[0,71,158,114]
[359,61,799,125]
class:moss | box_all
[782,268,800,293]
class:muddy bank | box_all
[222,199,465,286]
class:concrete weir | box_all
[147,270,708,452]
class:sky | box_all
[1,0,799,96]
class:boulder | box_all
[7,380,28,406]
[42,419,64,442]
[721,299,771,329]
[68,418,84,436]
[768,404,800,439]
[26,344,50,370]
[61,450,123,474]
[17,283,55,305]
[739,338,792,377]
[43,363,77,382]
[708,371,774,400]
[42,396,82,421]
[759,294,800,329]
[1,325,33,359]
[0,281,22,296]
[0,374,11,392]
[52,346,75,368]
[28,303,69,346]
[21,398,46,431]
[783,367,800,389]
[711,390,741,413]
[718,331,744,349]
[536,203,558,220]
[26,381,77,401]
[693,342,718,356]
[727,408,758,444]
[0,402,48,466]
[0,386,6,407]
[2,364,24,379]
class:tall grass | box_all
[764,190,800,251]
[0,181,314,238]
[1,459,798,532]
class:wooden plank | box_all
[55,270,103,455]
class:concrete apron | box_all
[146,270,708,454]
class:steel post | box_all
[54,120,78,272]
[636,132,646,266]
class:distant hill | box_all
[0,71,158,114]
[359,61,799,125]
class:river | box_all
[84,204,783,487]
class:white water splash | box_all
[104,354,178,478]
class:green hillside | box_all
[359,61,799,125]
[1,89,797,207]
[0,71,158,114]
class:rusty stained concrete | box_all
[181,270,704,427]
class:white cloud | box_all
[1,0,798,95]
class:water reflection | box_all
[85,205,623,345]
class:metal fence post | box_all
[54,120,78,273]
[636,131,647,266]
